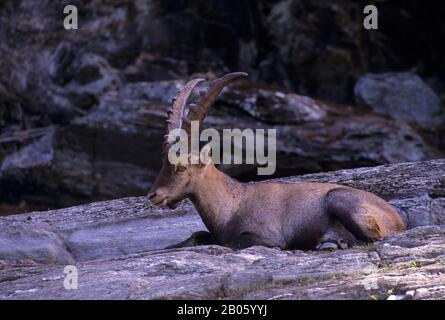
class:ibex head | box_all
[148,72,248,209]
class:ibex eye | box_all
[176,166,187,173]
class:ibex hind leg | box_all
[164,231,216,249]
[325,188,385,242]
[316,219,359,251]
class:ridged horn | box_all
[164,78,205,148]
[185,72,248,133]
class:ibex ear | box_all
[199,143,213,167]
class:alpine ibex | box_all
[148,72,405,250]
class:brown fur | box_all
[149,157,405,250]
[148,73,406,250]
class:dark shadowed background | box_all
[0,0,444,214]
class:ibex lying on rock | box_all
[148,72,405,250]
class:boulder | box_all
[354,72,445,128]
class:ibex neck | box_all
[189,167,244,235]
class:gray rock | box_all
[354,73,444,128]
[0,159,444,299]
[1,0,444,113]
[1,158,443,264]
[64,213,205,261]
[0,220,74,265]
[0,225,444,300]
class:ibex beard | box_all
[148,72,406,251]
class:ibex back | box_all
[148,72,406,250]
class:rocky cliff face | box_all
[1,159,444,299]
[2,0,444,107]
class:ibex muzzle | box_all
[148,72,406,250]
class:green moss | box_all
[398,260,424,270]
[378,263,391,272]
[386,288,395,297]
[295,277,319,286]
[361,244,378,251]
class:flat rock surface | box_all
[0,226,444,300]
[0,159,444,299]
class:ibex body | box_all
[148,73,405,250]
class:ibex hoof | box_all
[316,238,349,251]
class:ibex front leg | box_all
[164,231,217,249]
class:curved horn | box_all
[164,78,204,149]
[185,72,248,132]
